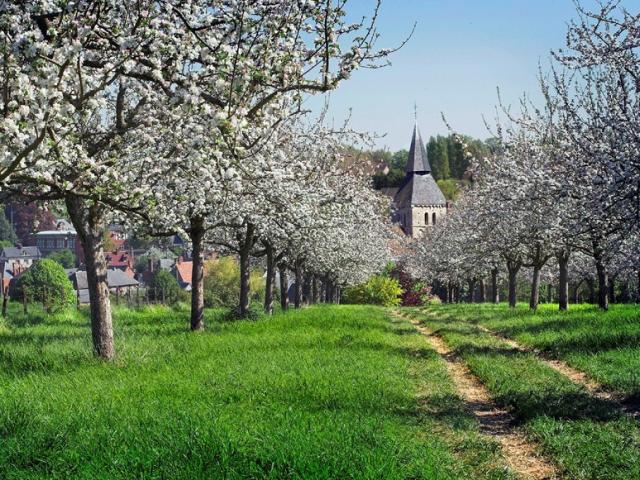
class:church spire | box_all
[406,124,431,174]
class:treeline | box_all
[371,135,491,190]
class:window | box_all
[432,212,437,225]
[424,212,429,225]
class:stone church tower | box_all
[394,124,448,238]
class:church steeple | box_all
[406,124,431,174]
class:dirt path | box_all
[464,319,640,418]
[395,311,558,480]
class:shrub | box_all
[204,256,264,308]
[343,275,403,307]
[47,249,76,268]
[12,259,75,312]
[147,270,184,304]
[390,264,432,306]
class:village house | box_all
[0,246,42,296]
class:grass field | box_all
[0,303,513,480]
[429,303,640,398]
[412,303,640,479]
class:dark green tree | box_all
[12,259,75,312]
[0,207,18,245]
[47,249,76,268]
[147,269,183,304]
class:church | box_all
[392,124,448,238]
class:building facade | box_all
[394,124,448,238]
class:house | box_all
[69,269,139,304]
[172,257,193,291]
[0,246,42,296]
[34,229,77,256]
[105,250,135,278]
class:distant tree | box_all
[437,179,460,201]
[0,209,18,245]
[47,250,76,269]
[389,149,409,170]
[12,259,75,312]
[147,270,183,304]
[427,136,451,180]
[4,201,56,245]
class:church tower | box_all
[394,124,448,238]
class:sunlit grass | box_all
[412,304,640,480]
[0,303,512,479]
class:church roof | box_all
[395,122,446,207]
[406,124,431,173]
[395,173,447,207]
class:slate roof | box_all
[70,269,139,290]
[395,123,446,207]
[0,246,41,259]
[406,124,431,174]
[395,173,447,207]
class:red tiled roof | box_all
[175,261,193,285]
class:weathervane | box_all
[413,102,418,123]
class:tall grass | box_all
[0,304,511,479]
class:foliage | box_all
[11,259,74,312]
[0,208,18,245]
[47,249,76,268]
[203,257,263,308]
[147,270,184,304]
[390,264,431,306]
[437,179,463,201]
[343,275,403,307]
[3,202,55,245]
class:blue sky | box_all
[306,0,640,151]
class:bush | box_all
[47,249,76,268]
[390,264,432,306]
[204,256,264,308]
[12,259,75,312]
[147,270,184,304]
[343,275,403,307]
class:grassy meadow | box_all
[0,303,512,480]
[411,303,640,479]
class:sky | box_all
[306,0,640,151]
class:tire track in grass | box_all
[431,309,640,420]
[394,310,558,480]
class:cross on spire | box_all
[413,102,418,123]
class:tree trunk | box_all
[303,274,312,305]
[557,250,570,311]
[66,195,114,360]
[620,281,630,304]
[238,223,255,317]
[467,279,476,303]
[264,242,275,315]
[479,279,486,303]
[594,260,609,311]
[278,264,289,310]
[189,216,205,331]
[506,260,521,308]
[294,259,303,308]
[587,278,595,304]
[491,268,499,303]
[530,265,542,310]
[312,275,319,304]
[608,276,616,304]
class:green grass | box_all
[430,303,640,397]
[411,305,640,479]
[0,303,512,479]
